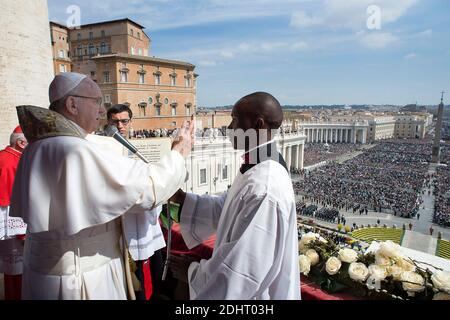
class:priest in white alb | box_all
[170,92,300,299]
[9,72,194,300]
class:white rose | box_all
[299,232,327,253]
[375,253,391,267]
[325,257,342,275]
[431,271,450,293]
[387,265,403,280]
[348,262,369,282]
[368,264,387,281]
[394,257,416,273]
[400,271,425,294]
[338,248,358,263]
[377,241,402,259]
[299,255,311,276]
[433,292,450,300]
[305,249,320,266]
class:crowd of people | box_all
[295,140,432,218]
[122,127,227,140]
[296,201,341,223]
[433,166,450,227]
[303,143,360,167]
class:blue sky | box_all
[48,0,450,107]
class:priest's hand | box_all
[170,254,198,283]
[171,119,194,158]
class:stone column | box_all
[292,145,299,169]
[351,128,356,143]
[0,0,54,147]
[362,129,367,144]
[298,143,304,170]
[286,146,291,171]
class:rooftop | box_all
[92,52,195,69]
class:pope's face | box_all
[74,80,106,133]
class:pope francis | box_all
[9,72,194,300]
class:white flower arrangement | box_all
[299,232,450,300]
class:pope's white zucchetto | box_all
[49,72,87,104]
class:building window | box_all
[222,164,228,180]
[120,71,128,82]
[155,74,161,85]
[172,121,176,126]
[130,29,134,36]
[137,32,141,39]
[89,31,93,40]
[131,46,135,55]
[101,42,106,54]
[138,48,142,56]
[90,71,96,77]
[185,106,190,116]
[89,44,95,55]
[148,96,153,104]
[77,45,82,56]
[172,106,176,116]
[139,73,145,84]
[77,33,81,40]
[185,77,191,87]
[101,30,105,37]
[155,106,161,116]
[103,71,110,83]
[171,76,176,86]
[59,64,66,73]
[58,50,65,58]
[104,94,111,103]
[199,168,207,185]
[164,98,169,105]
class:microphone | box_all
[104,125,149,163]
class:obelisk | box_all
[0,0,54,147]
[431,92,445,163]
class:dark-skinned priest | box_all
[170,92,300,299]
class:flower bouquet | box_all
[299,232,450,300]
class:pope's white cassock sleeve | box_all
[179,161,300,300]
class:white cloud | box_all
[220,50,234,59]
[290,11,323,28]
[415,29,432,37]
[290,0,419,30]
[404,53,417,59]
[198,60,217,67]
[359,32,398,49]
[291,41,309,51]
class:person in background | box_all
[107,103,165,300]
[0,126,28,300]
[107,104,133,138]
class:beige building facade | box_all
[50,22,71,75]
[93,53,197,130]
[48,18,196,130]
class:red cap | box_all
[13,126,23,134]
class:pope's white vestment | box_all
[10,135,186,299]
[180,159,300,300]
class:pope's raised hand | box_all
[171,119,194,158]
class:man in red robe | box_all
[0,126,27,300]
